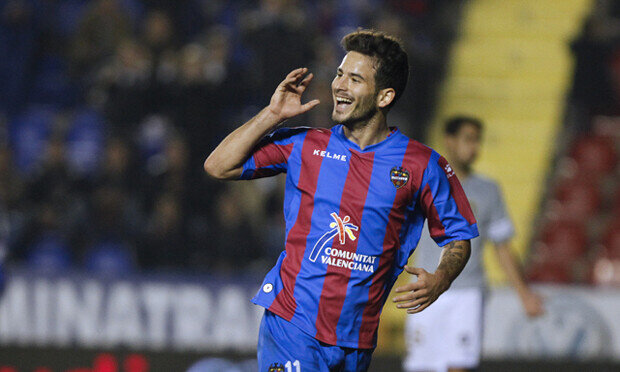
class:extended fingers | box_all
[285,67,306,79]
[407,302,431,314]
[395,281,424,293]
[282,67,308,85]
[298,72,314,88]
[397,296,429,310]
[392,288,428,303]
[300,99,320,113]
[404,265,425,276]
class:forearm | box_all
[205,67,319,179]
[204,107,283,180]
[496,242,544,316]
[435,240,471,290]
[495,242,530,295]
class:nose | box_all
[332,75,348,92]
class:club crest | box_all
[268,363,285,372]
[390,166,410,189]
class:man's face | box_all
[445,123,482,167]
[331,51,379,125]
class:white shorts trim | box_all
[403,287,483,372]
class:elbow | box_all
[204,155,237,180]
[203,155,224,180]
[463,240,472,263]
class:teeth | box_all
[336,97,352,104]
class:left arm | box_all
[393,239,471,314]
[495,241,544,317]
[393,154,476,314]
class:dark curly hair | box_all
[341,29,409,108]
[444,115,483,135]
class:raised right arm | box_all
[204,68,320,180]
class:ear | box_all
[377,88,396,108]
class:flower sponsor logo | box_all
[308,213,376,273]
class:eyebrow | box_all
[337,67,366,81]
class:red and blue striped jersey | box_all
[240,125,478,349]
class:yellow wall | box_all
[429,0,591,284]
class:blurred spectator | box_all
[0,0,37,115]
[240,0,314,104]
[209,189,263,273]
[139,193,188,270]
[570,16,617,119]
[96,136,140,191]
[27,133,75,206]
[93,136,144,227]
[569,0,620,125]
[140,9,178,115]
[0,146,24,216]
[20,203,72,273]
[8,106,56,176]
[73,184,142,261]
[70,0,133,78]
[97,38,152,129]
[65,108,106,177]
[174,25,248,157]
[0,146,25,292]
[141,132,193,213]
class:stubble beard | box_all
[331,98,378,128]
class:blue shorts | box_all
[257,310,374,372]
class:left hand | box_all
[392,266,451,314]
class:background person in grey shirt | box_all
[403,116,544,372]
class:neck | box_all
[341,112,391,150]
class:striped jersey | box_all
[240,125,479,349]
[414,174,515,290]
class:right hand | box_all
[267,67,320,122]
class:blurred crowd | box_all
[0,0,463,275]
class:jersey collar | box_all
[332,124,401,153]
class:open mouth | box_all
[335,96,353,111]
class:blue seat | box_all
[84,240,135,276]
[8,105,56,175]
[27,233,72,273]
[30,55,77,107]
[66,107,105,176]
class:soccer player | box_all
[205,30,479,372]
[402,116,544,372]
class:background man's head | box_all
[444,116,483,171]
[331,29,409,125]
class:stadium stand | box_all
[527,0,620,286]
[0,0,459,275]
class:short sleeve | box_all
[239,127,308,180]
[486,182,515,244]
[418,152,479,246]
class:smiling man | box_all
[204,29,479,372]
